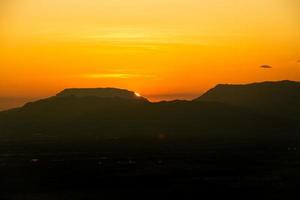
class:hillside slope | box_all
[196,80,300,119]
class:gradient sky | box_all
[0,0,300,109]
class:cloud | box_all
[260,65,272,69]
[80,28,207,48]
[83,73,154,79]
[297,60,300,63]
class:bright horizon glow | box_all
[135,92,141,97]
[0,0,300,109]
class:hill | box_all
[0,86,297,143]
[195,80,300,119]
[1,85,300,197]
[56,87,148,101]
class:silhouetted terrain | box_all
[56,87,149,102]
[1,82,300,199]
[196,80,300,119]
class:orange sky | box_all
[0,0,300,109]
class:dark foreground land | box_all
[1,138,300,199]
[1,81,300,199]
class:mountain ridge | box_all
[56,87,148,101]
[195,80,300,119]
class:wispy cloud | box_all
[260,65,272,69]
[83,73,155,79]
[82,29,170,45]
[79,28,208,48]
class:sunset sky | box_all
[0,0,300,109]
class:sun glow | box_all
[0,0,300,109]
[135,92,141,97]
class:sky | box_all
[0,0,300,109]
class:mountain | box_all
[56,87,148,101]
[195,80,300,119]
[0,86,298,143]
[1,84,300,196]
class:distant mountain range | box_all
[196,80,300,119]
[0,80,299,143]
[2,81,300,196]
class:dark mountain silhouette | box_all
[0,85,298,142]
[1,83,300,198]
[195,80,300,119]
[56,87,148,101]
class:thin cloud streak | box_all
[260,65,273,69]
[79,28,210,47]
[83,73,155,79]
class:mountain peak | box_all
[56,88,148,101]
[195,80,300,118]
[214,80,297,88]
